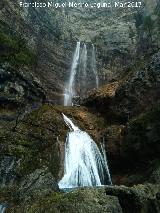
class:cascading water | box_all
[78,43,87,96]
[0,204,6,213]
[91,44,99,89]
[64,42,99,106]
[64,42,80,106]
[81,44,87,79]
[100,138,112,185]
[58,114,112,189]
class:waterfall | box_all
[91,44,99,89]
[58,114,112,189]
[81,44,87,79]
[0,156,16,186]
[64,42,80,106]
[78,44,87,96]
[100,138,112,185]
[64,42,99,106]
[0,204,6,213]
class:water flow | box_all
[100,138,112,185]
[77,43,87,96]
[58,114,112,189]
[64,42,81,106]
[92,44,99,89]
[82,44,87,78]
[0,204,6,213]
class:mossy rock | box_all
[0,104,107,184]
[18,187,122,213]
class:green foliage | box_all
[143,16,154,32]
[0,32,35,67]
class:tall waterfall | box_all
[0,204,6,213]
[64,42,99,106]
[78,44,87,96]
[92,44,99,89]
[58,114,112,189]
[81,44,87,79]
[64,42,81,106]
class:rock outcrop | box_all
[1,184,160,212]
[82,50,160,186]
[0,65,46,108]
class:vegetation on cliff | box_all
[0,32,35,67]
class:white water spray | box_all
[64,42,99,106]
[0,204,6,213]
[100,138,112,185]
[92,44,99,89]
[64,42,81,106]
[77,43,87,96]
[81,44,87,83]
[58,114,112,189]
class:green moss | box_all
[24,188,110,213]
[0,104,107,186]
[27,190,85,213]
[0,32,36,67]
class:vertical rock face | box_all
[0,66,46,107]
[0,1,160,212]
[1,0,159,101]
[0,0,73,102]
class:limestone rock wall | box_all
[1,0,159,101]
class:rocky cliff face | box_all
[1,0,159,101]
[0,0,160,212]
[83,48,160,185]
[0,0,73,102]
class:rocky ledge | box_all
[1,183,160,212]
